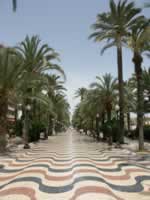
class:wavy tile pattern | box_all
[0,130,150,200]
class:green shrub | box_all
[101,121,112,138]
[100,119,120,142]
[29,122,39,142]
[111,119,120,142]
[29,121,46,142]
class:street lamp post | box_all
[52,118,55,135]
[115,104,121,148]
[96,113,100,141]
[24,104,31,149]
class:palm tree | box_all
[16,35,64,75]
[46,74,67,135]
[0,47,23,150]
[72,105,81,130]
[127,18,149,150]
[46,74,66,98]
[124,81,136,135]
[75,87,87,101]
[51,93,70,133]
[74,87,87,131]
[90,73,117,123]
[89,0,142,143]
[90,73,117,143]
[16,35,65,148]
[80,89,101,134]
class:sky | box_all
[0,0,149,114]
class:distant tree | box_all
[90,73,117,122]
[124,81,136,134]
[143,68,150,99]
[75,87,87,101]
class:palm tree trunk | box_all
[107,109,111,122]
[127,112,131,134]
[133,52,144,151]
[117,44,124,144]
[102,112,105,125]
[0,91,8,151]
[96,115,100,141]
[107,109,112,145]
[38,103,41,123]
[48,116,53,136]
[14,105,18,135]
[24,110,29,142]
[23,96,31,149]
[33,100,37,119]
[90,118,94,137]
[0,91,8,136]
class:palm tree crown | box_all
[89,0,142,53]
[75,87,87,101]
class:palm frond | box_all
[12,0,17,11]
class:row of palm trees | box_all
[72,69,150,147]
[0,35,70,151]
[88,0,149,150]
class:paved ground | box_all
[0,129,150,200]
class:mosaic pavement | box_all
[0,129,150,200]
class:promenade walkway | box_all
[0,129,150,200]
